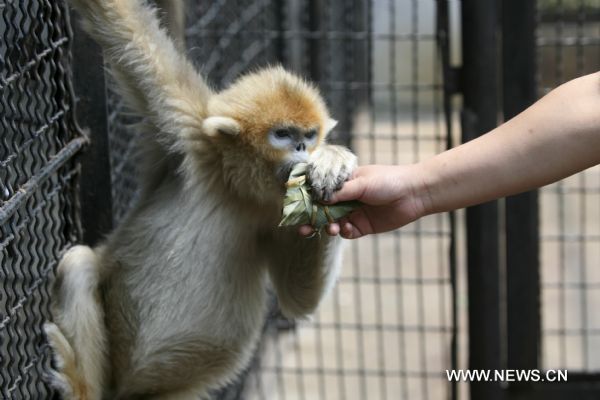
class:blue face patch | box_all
[268,126,319,152]
[268,128,295,150]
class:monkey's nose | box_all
[296,142,306,152]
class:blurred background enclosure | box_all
[0,0,599,399]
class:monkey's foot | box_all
[44,322,81,400]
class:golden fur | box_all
[46,0,356,398]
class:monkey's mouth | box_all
[276,161,297,184]
[277,153,309,183]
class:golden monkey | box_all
[45,0,357,398]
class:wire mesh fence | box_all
[0,0,455,399]
[537,0,600,372]
[105,87,139,224]
[0,0,84,397]
[5,0,599,398]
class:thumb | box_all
[328,177,366,204]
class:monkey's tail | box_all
[45,245,108,400]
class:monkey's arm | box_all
[266,229,344,318]
[68,0,210,150]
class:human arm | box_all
[320,71,600,239]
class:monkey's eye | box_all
[274,128,291,138]
[305,129,318,140]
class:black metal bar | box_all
[70,11,113,247]
[502,2,541,399]
[436,2,458,400]
[306,0,361,149]
[461,1,504,400]
[342,0,369,152]
[153,0,185,47]
[272,0,286,64]
[307,0,323,83]
[530,372,600,400]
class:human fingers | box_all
[337,209,374,239]
[299,223,341,236]
[326,177,366,204]
[339,221,364,239]
[298,225,314,236]
[326,223,340,236]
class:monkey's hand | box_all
[307,145,357,202]
[67,0,210,150]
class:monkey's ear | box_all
[202,116,241,137]
[324,118,338,134]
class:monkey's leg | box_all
[268,145,355,317]
[46,245,107,400]
[267,229,344,318]
[44,322,78,398]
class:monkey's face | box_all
[268,125,318,180]
[266,123,335,182]
[204,67,337,186]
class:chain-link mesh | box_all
[2,0,596,397]
[537,0,600,372]
[0,0,84,397]
[106,86,139,224]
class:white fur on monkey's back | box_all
[47,0,356,398]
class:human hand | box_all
[299,164,430,239]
